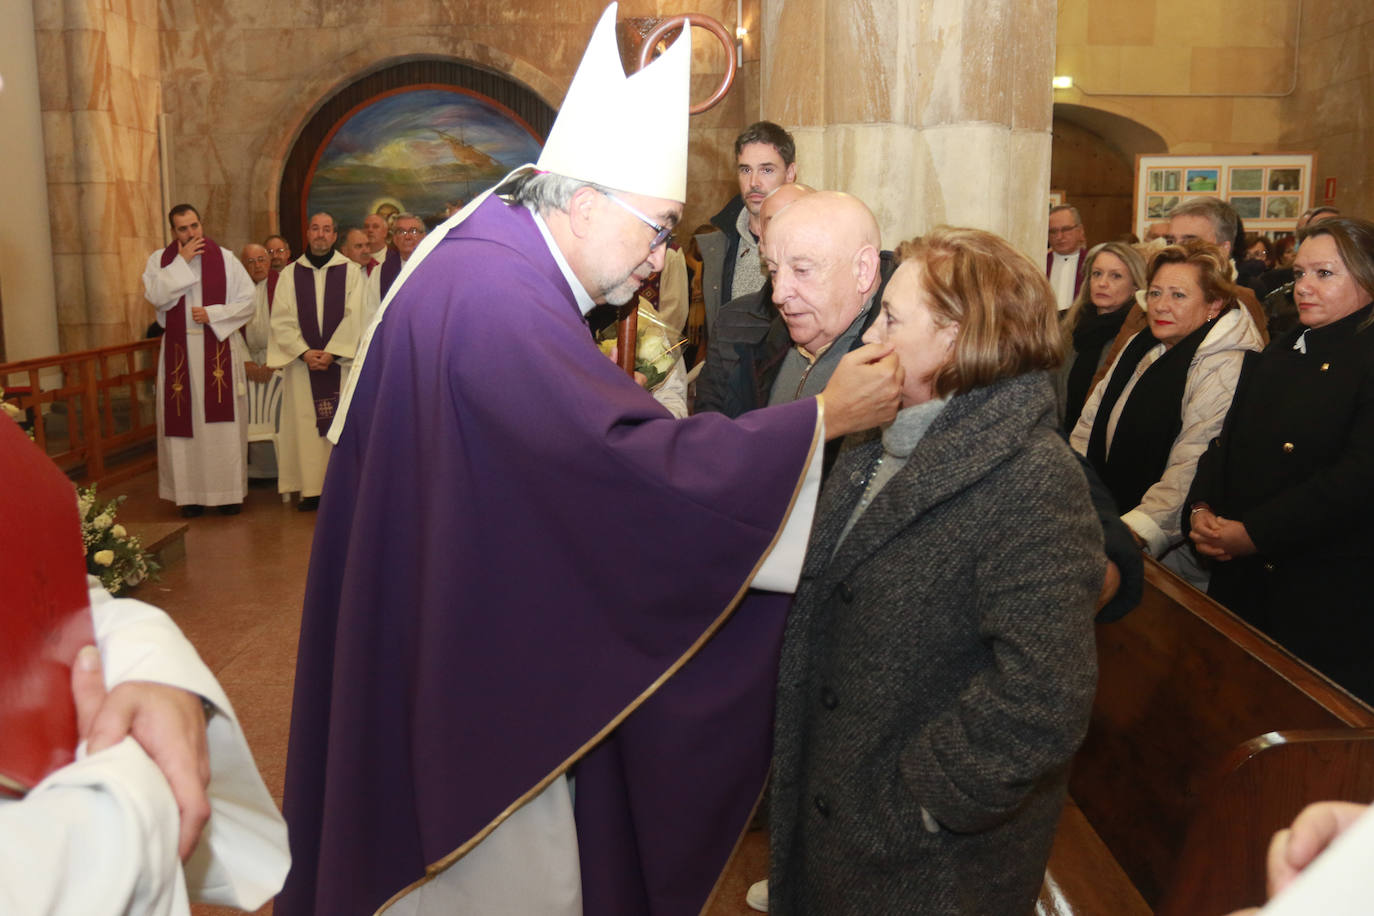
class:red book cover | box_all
[0,417,95,797]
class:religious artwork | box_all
[1048,189,1066,208]
[1133,153,1315,239]
[302,86,544,235]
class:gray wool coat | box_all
[768,371,1103,916]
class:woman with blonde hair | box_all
[1071,240,1262,586]
[768,227,1102,914]
[1058,241,1148,431]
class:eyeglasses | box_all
[601,191,674,250]
[267,246,289,255]
[394,227,424,237]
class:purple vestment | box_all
[278,196,819,915]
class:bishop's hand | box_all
[818,343,903,441]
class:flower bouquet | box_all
[596,305,687,391]
[78,486,159,595]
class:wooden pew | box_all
[1041,556,1374,915]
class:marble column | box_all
[35,0,163,352]
[0,0,60,363]
[761,0,1057,259]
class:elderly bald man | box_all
[239,243,277,386]
[695,188,895,430]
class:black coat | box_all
[1186,303,1374,702]
[769,373,1103,915]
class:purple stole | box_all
[159,238,232,437]
[267,268,280,311]
[294,262,348,435]
[379,247,402,299]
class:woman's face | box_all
[1087,251,1136,314]
[1279,243,1297,269]
[1293,234,1373,329]
[1246,241,1267,262]
[1145,262,1222,348]
[862,261,959,407]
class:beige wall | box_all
[1278,0,1373,218]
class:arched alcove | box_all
[1052,104,1168,241]
[277,58,556,252]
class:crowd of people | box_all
[113,10,1374,912]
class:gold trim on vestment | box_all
[375,403,825,915]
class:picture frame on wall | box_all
[1133,153,1315,239]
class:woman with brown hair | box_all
[1187,217,1374,702]
[1070,240,1263,586]
[1058,241,1148,431]
[768,227,1102,914]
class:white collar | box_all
[529,206,597,316]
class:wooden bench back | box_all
[1070,557,1374,911]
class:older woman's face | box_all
[861,261,958,407]
[1293,234,1372,329]
[1087,251,1136,314]
[1146,262,1222,348]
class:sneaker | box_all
[746,878,769,912]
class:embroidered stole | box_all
[160,238,232,437]
[295,262,348,435]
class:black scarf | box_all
[1087,318,1214,512]
[1064,305,1131,432]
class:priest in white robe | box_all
[143,205,256,516]
[267,212,363,510]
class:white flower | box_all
[111,524,127,539]
[93,549,115,567]
[93,512,113,531]
[77,494,93,517]
[124,571,143,586]
[1,402,21,421]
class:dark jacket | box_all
[769,372,1102,915]
[694,195,747,334]
[1185,303,1374,702]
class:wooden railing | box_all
[1,339,162,486]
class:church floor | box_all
[113,470,767,916]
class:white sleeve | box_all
[0,738,188,916]
[89,580,291,909]
[203,250,258,341]
[143,253,198,320]
[1122,349,1245,555]
[751,407,824,592]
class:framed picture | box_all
[1048,189,1066,208]
[1230,196,1263,219]
[1186,169,1219,192]
[1133,153,1315,239]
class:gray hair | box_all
[1049,204,1082,226]
[394,213,427,232]
[1167,197,1238,248]
[501,170,611,217]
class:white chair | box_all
[246,371,288,503]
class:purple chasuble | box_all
[159,238,233,436]
[379,246,402,299]
[278,196,820,916]
[293,262,347,435]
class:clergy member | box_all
[267,212,363,511]
[143,204,256,517]
[264,234,292,271]
[239,242,279,478]
[361,212,402,331]
[278,5,901,915]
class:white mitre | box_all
[536,2,691,203]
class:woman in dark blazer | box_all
[1187,217,1374,703]
[768,227,1104,915]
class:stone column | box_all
[0,0,60,362]
[35,0,163,352]
[761,0,1056,259]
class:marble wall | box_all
[36,0,163,350]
